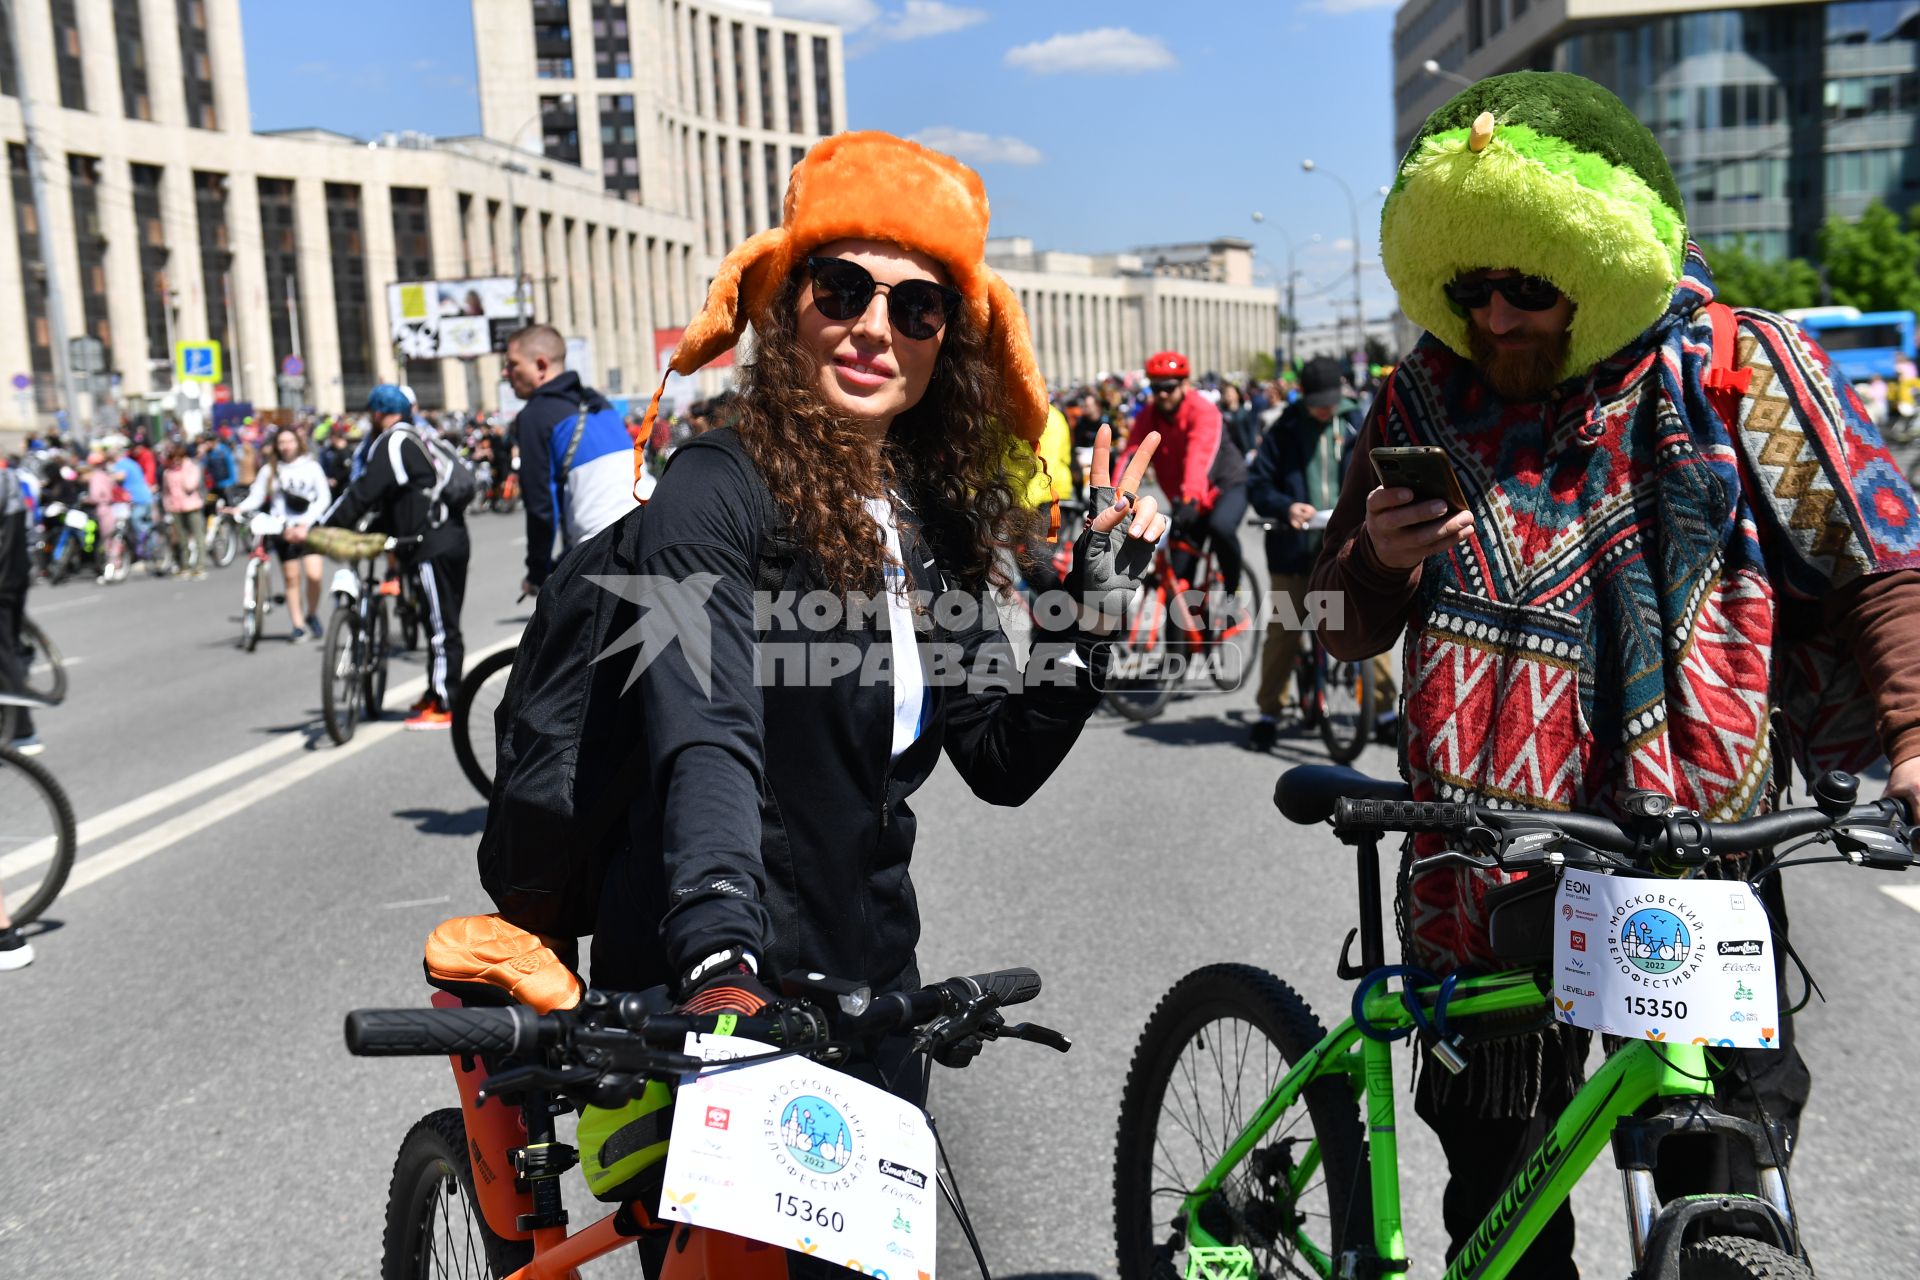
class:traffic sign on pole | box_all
[281,354,304,378]
[10,373,29,391]
[175,341,222,384]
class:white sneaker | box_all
[8,734,44,757]
[0,927,34,971]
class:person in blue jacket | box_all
[502,323,639,596]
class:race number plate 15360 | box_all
[1551,871,1781,1050]
[659,1034,938,1276]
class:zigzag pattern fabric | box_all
[1379,246,1920,972]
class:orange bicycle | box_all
[346,917,1067,1279]
[1099,522,1263,723]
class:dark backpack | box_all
[476,431,787,937]
[396,424,478,523]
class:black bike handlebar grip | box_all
[1700,808,1833,854]
[969,968,1042,1007]
[344,1007,540,1057]
[1333,797,1476,832]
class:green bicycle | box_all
[1113,763,1915,1280]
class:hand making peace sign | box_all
[1069,425,1166,631]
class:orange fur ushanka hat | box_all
[665,130,1049,443]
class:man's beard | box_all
[1467,321,1571,400]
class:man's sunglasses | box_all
[805,256,963,341]
[1150,380,1184,395]
[1443,272,1563,312]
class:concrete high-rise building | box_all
[471,0,846,257]
[1391,0,1920,261]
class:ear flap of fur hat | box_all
[668,226,790,377]
[987,273,1047,444]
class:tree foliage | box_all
[1817,199,1920,314]
[1247,350,1278,382]
[1705,237,1822,313]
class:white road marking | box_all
[1880,884,1920,914]
[381,894,452,910]
[0,635,518,883]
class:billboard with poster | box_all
[388,277,532,360]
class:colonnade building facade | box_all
[988,237,1281,385]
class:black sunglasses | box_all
[1444,272,1563,312]
[1150,380,1184,395]
[805,256,962,341]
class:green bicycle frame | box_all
[1178,969,1726,1280]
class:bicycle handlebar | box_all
[346,1005,545,1058]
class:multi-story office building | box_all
[986,237,1279,383]
[472,0,846,256]
[1391,0,1920,261]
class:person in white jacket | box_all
[223,425,332,642]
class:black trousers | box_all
[1414,878,1809,1278]
[412,545,467,705]
[1171,483,1250,596]
[0,589,29,738]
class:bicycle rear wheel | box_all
[452,646,517,800]
[20,616,67,704]
[1114,963,1368,1280]
[363,603,391,720]
[0,745,78,928]
[208,519,237,569]
[322,609,363,745]
[380,1109,532,1280]
[1101,581,1180,722]
[1316,647,1375,765]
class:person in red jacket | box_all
[1130,350,1248,593]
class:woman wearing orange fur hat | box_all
[589,134,1168,1094]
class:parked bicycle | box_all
[1100,522,1264,723]
[1112,762,1916,1280]
[0,694,77,929]
[100,507,176,583]
[347,930,1067,1279]
[37,501,103,585]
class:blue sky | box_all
[242,0,1404,324]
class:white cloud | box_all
[1003,27,1176,75]
[872,0,987,42]
[771,0,882,28]
[907,126,1043,166]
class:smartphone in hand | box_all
[1370,446,1468,514]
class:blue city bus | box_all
[1785,307,1917,382]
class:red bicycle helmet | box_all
[1144,351,1190,380]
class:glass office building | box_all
[1538,3,1920,259]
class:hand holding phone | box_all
[1364,446,1475,571]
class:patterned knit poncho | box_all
[1379,248,1920,974]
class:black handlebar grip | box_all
[1333,797,1476,833]
[970,968,1042,1007]
[344,1006,541,1058]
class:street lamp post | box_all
[1302,159,1367,367]
[1252,212,1319,373]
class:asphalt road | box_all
[4,510,1919,1279]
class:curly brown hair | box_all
[732,266,1041,596]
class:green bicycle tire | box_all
[380,1108,532,1280]
[1114,963,1369,1280]
[1679,1237,1816,1279]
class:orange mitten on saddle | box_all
[423,914,583,1013]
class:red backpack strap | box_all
[1701,302,1752,432]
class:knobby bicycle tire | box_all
[452,646,517,801]
[1678,1237,1816,1279]
[21,615,67,704]
[322,609,363,745]
[1317,649,1374,766]
[1102,581,1180,722]
[0,744,78,928]
[364,602,390,721]
[380,1108,532,1280]
[1114,963,1369,1280]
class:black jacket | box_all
[514,371,609,586]
[590,433,1103,997]
[1247,401,1360,575]
[324,426,466,564]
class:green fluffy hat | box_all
[1381,71,1688,380]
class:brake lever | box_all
[994,1021,1072,1053]
[477,1063,599,1103]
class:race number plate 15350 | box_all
[1551,871,1781,1050]
[660,1034,938,1276]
